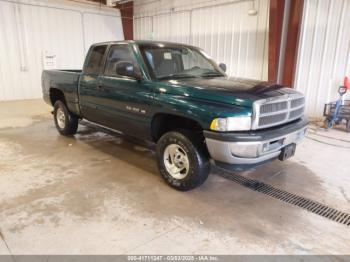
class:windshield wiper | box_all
[158,73,197,80]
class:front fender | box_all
[152,94,252,130]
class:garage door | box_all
[0,0,123,101]
[294,0,350,118]
[134,0,269,81]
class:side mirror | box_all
[219,63,227,72]
[115,61,143,80]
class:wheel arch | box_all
[49,88,66,106]
[151,113,204,142]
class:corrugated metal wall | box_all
[295,0,350,118]
[134,0,269,81]
[0,0,123,101]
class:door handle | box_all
[97,85,104,91]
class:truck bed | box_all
[57,69,82,73]
[42,69,82,116]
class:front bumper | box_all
[204,118,308,166]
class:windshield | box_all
[139,44,225,80]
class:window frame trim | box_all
[102,43,139,80]
[83,44,109,75]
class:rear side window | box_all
[104,44,137,77]
[85,45,107,74]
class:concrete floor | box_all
[0,99,350,255]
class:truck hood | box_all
[161,77,291,107]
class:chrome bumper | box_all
[204,120,308,165]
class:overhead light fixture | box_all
[106,0,117,6]
[106,0,131,6]
[248,0,258,16]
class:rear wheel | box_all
[53,101,78,136]
[156,131,210,191]
[324,118,333,130]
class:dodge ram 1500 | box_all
[42,40,308,191]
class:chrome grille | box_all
[289,107,304,120]
[260,101,288,114]
[291,97,305,108]
[258,113,287,126]
[252,92,305,130]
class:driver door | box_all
[97,44,155,140]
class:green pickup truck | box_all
[42,40,308,191]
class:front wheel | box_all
[156,131,210,191]
[53,101,78,136]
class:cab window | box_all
[84,45,107,74]
[104,45,137,77]
[139,45,223,80]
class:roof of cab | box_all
[91,40,196,48]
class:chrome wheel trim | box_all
[163,144,190,179]
[56,108,66,129]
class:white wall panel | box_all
[152,12,191,44]
[134,0,269,80]
[134,16,152,40]
[0,0,123,101]
[83,12,124,50]
[295,0,350,118]
[0,1,20,100]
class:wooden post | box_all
[268,0,285,83]
[282,0,304,87]
[116,1,134,40]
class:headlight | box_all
[210,116,252,131]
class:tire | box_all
[324,118,333,130]
[53,100,78,136]
[346,120,350,133]
[156,130,210,191]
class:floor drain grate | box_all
[217,170,350,226]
